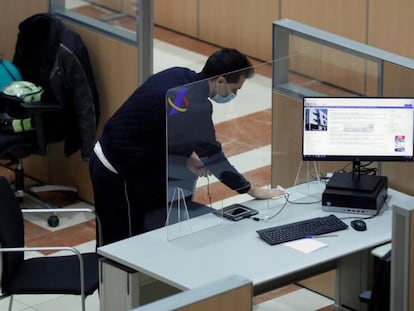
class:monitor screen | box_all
[302,97,414,163]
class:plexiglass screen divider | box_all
[165,62,281,239]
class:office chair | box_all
[0,94,75,227]
[0,175,100,311]
[0,13,99,227]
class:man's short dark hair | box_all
[201,48,254,83]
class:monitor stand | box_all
[322,161,388,215]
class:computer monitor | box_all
[303,97,414,213]
[302,96,414,176]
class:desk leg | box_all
[99,258,181,310]
[335,250,374,311]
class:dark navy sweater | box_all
[99,67,250,196]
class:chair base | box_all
[6,161,78,227]
[15,187,78,227]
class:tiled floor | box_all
[0,4,335,311]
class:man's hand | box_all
[247,186,287,200]
[186,155,211,177]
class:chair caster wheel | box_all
[48,215,59,227]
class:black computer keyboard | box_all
[256,214,348,245]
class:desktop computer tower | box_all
[322,173,388,215]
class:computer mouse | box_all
[350,219,367,231]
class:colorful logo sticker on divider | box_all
[168,87,190,115]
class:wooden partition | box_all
[368,0,414,59]
[280,0,367,43]
[154,0,198,38]
[152,0,414,71]
[0,0,48,59]
[198,0,279,61]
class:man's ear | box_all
[216,76,226,84]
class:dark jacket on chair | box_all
[13,13,99,160]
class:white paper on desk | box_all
[284,238,328,254]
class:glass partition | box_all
[273,18,414,99]
[49,0,153,88]
[271,18,414,195]
[165,62,281,238]
[50,0,140,44]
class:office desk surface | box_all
[98,183,413,294]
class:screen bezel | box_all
[302,96,414,163]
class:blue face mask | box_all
[213,92,236,104]
[212,82,236,104]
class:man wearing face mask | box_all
[89,48,285,245]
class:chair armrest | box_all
[18,102,63,155]
[21,208,103,247]
[20,102,63,112]
[0,245,82,256]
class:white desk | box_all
[98,182,413,311]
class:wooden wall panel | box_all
[154,0,198,38]
[0,0,48,60]
[368,0,414,59]
[199,0,279,61]
[151,0,414,66]
[280,0,366,43]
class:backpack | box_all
[0,80,43,133]
[0,58,22,90]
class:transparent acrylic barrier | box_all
[165,60,276,240]
[163,51,365,238]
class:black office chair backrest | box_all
[0,175,25,291]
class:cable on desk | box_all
[252,191,325,222]
[252,194,290,221]
[286,196,322,205]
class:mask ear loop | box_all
[216,78,226,97]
